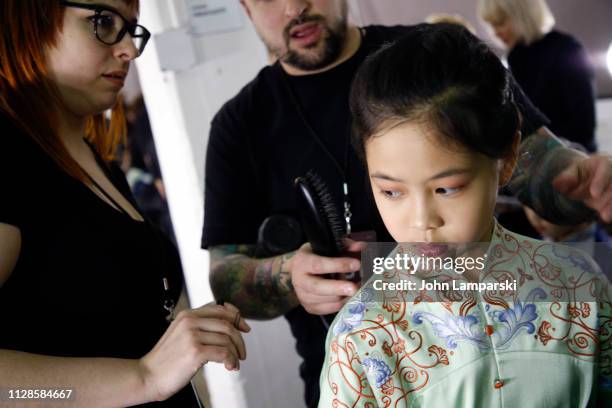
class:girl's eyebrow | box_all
[370,168,470,183]
[370,172,404,183]
[427,168,471,181]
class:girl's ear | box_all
[499,130,521,187]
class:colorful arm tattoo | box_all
[507,127,596,225]
[208,245,300,319]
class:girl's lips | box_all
[415,243,449,257]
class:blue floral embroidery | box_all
[490,300,538,349]
[333,288,376,336]
[524,287,548,303]
[333,300,367,336]
[415,301,539,352]
[412,312,488,351]
[362,357,392,387]
[357,287,375,303]
[551,245,598,275]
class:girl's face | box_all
[45,0,139,118]
[366,121,517,244]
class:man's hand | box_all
[553,154,612,223]
[289,240,365,315]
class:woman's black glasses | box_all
[60,1,151,56]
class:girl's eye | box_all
[435,187,462,196]
[381,190,402,199]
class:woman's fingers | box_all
[196,332,240,368]
[191,304,251,333]
[139,304,250,402]
[191,317,247,360]
[199,345,240,371]
[219,302,252,333]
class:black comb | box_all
[294,170,346,257]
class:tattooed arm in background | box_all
[208,242,363,320]
[509,127,612,224]
[208,245,299,319]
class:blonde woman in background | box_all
[478,0,597,153]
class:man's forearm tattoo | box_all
[508,128,596,225]
[209,245,299,319]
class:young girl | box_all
[319,24,611,407]
[0,1,248,406]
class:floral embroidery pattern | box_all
[490,300,538,349]
[362,357,392,388]
[552,244,599,275]
[333,300,368,336]
[332,288,376,336]
[413,300,540,351]
[412,311,488,351]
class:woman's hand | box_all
[138,302,250,402]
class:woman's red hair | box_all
[0,0,138,183]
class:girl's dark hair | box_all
[351,23,520,161]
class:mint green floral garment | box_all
[319,220,612,407]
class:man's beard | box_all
[272,12,348,71]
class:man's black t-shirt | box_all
[202,24,549,406]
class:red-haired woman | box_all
[0,1,248,407]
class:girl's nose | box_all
[407,195,443,232]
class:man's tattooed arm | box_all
[208,245,300,319]
[507,127,596,225]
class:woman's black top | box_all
[0,112,200,407]
[508,30,597,152]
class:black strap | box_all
[85,173,129,215]
[83,141,139,218]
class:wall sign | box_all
[186,0,244,35]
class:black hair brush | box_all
[294,170,346,257]
[295,171,360,333]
